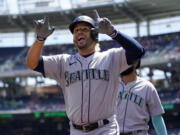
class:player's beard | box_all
[74,38,94,50]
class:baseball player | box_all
[117,61,167,135]
[26,10,145,135]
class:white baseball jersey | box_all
[42,48,130,125]
[116,77,164,133]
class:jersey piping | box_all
[120,82,138,133]
[75,57,84,123]
[88,60,93,123]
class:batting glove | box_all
[94,17,117,38]
[34,16,55,41]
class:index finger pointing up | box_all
[44,15,49,24]
[93,9,100,20]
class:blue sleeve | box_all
[113,30,145,65]
[151,115,168,135]
[33,56,45,77]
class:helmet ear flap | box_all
[90,29,98,42]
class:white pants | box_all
[70,115,119,135]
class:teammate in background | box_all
[117,60,167,135]
[26,10,145,135]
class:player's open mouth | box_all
[78,37,85,41]
[78,37,85,43]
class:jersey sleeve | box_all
[112,30,145,65]
[33,56,45,76]
[108,48,131,74]
[42,55,64,81]
[146,82,165,116]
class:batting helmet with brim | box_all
[69,15,98,42]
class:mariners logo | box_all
[64,69,109,87]
[118,91,145,108]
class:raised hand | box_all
[93,10,115,36]
[34,16,55,41]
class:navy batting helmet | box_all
[69,15,98,42]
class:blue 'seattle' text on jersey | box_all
[65,69,109,87]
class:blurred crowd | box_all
[149,128,180,135]
[0,94,65,112]
[159,89,180,104]
[0,88,180,113]
[0,31,180,71]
